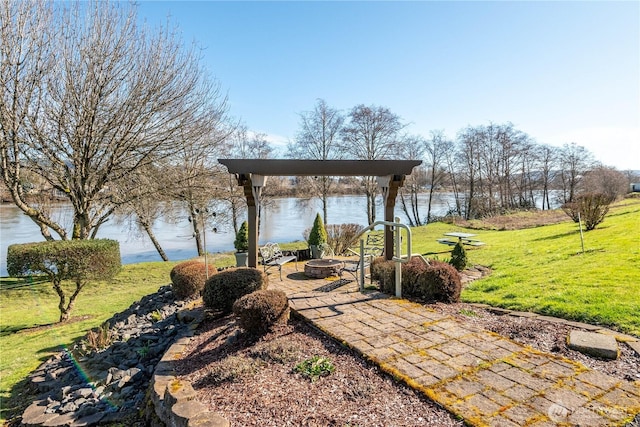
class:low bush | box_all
[294,355,335,382]
[371,257,395,291]
[170,260,216,300]
[418,260,462,303]
[562,192,615,231]
[372,257,462,303]
[325,223,362,255]
[203,268,269,313]
[233,289,290,335]
[202,355,260,385]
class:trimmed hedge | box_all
[7,239,121,280]
[371,257,462,303]
[6,239,121,321]
[170,260,216,300]
[203,268,269,313]
[233,289,290,335]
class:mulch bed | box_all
[175,314,464,427]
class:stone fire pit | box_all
[304,259,343,278]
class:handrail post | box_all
[395,217,402,297]
[359,238,365,292]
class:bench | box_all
[259,242,298,280]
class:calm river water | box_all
[0,194,460,276]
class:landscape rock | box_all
[568,330,619,359]
[20,285,201,426]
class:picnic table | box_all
[437,232,485,247]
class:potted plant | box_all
[234,221,249,267]
[308,213,327,259]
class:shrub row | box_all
[170,264,289,335]
[371,257,462,303]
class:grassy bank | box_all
[411,198,640,336]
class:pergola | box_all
[218,159,422,268]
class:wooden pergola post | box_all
[380,175,404,260]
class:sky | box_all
[136,1,639,171]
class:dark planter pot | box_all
[310,245,324,259]
[235,252,248,267]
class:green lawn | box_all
[411,198,640,336]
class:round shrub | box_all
[373,258,461,303]
[170,260,215,300]
[233,289,290,335]
[203,268,269,313]
[418,260,462,303]
[371,257,395,293]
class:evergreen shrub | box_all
[307,213,327,247]
[203,267,268,313]
[234,221,249,252]
[170,260,215,300]
[232,289,290,335]
[418,260,462,303]
[450,242,468,271]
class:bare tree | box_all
[532,144,558,210]
[559,142,595,203]
[424,130,451,223]
[0,0,68,240]
[396,134,426,227]
[161,107,232,256]
[456,126,482,219]
[288,99,344,224]
[112,163,172,261]
[340,104,405,224]
[580,166,629,200]
[1,1,228,241]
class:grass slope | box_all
[412,198,640,336]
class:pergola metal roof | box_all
[218,159,422,269]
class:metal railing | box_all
[354,217,412,297]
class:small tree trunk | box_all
[62,281,85,322]
[141,221,169,261]
[52,280,68,322]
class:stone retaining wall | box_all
[147,315,230,427]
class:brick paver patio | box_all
[273,265,640,427]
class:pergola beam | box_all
[219,159,421,177]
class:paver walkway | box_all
[274,266,640,427]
